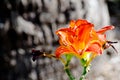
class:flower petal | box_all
[86,42,103,55]
[70,20,75,28]
[78,23,93,43]
[75,19,88,27]
[55,46,72,58]
[97,26,114,34]
[56,28,75,46]
[74,23,93,50]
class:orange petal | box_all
[56,28,75,36]
[75,19,88,27]
[97,26,114,34]
[97,33,106,42]
[55,46,72,58]
[78,23,93,43]
[56,28,75,46]
[74,23,93,50]
[70,20,75,28]
[86,42,103,55]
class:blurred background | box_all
[0,0,120,80]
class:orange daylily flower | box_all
[55,19,114,62]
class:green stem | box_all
[65,67,75,80]
[64,60,76,80]
[79,66,90,80]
